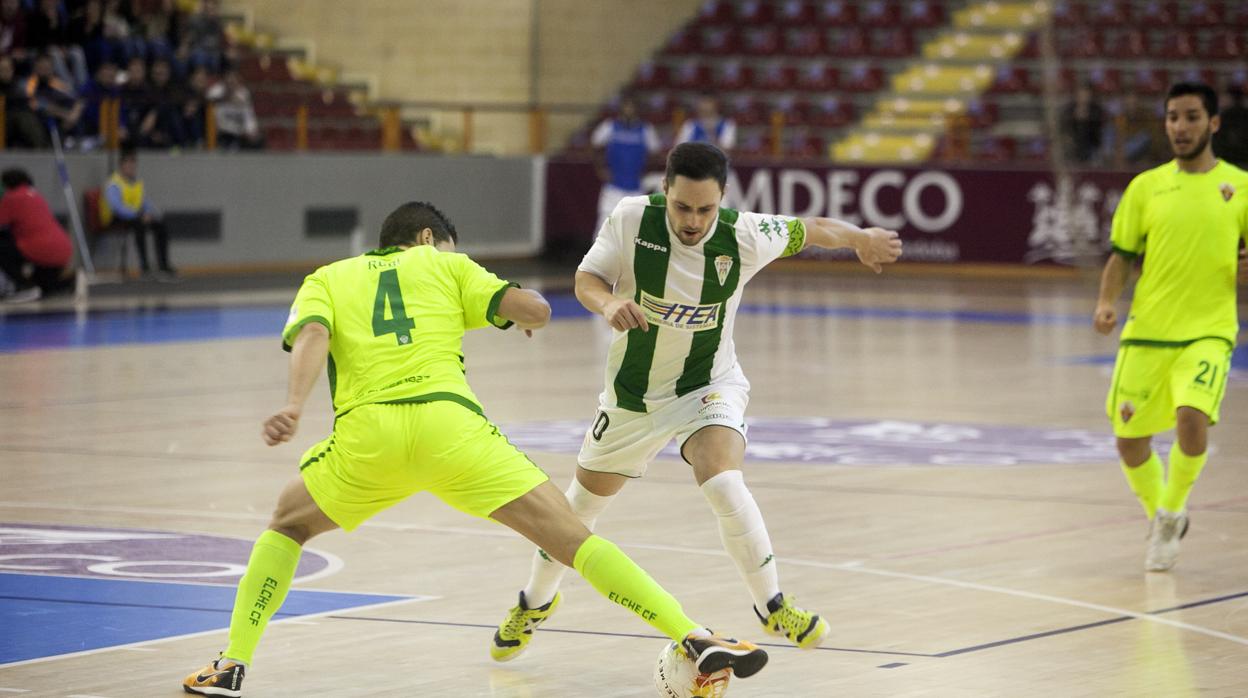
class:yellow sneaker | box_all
[490,591,560,662]
[182,656,244,697]
[756,593,829,649]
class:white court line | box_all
[115,647,156,653]
[0,596,421,669]
[0,689,32,694]
[6,501,1248,649]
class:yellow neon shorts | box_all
[1106,338,1233,438]
[299,400,548,530]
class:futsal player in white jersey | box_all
[491,143,902,661]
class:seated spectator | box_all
[1214,86,1248,169]
[70,0,112,71]
[27,0,89,89]
[119,54,150,135]
[24,52,84,142]
[135,57,188,147]
[79,59,124,147]
[180,65,210,145]
[0,168,73,302]
[0,0,28,66]
[1060,84,1105,165]
[207,69,263,150]
[100,145,176,277]
[183,0,223,72]
[1,55,48,147]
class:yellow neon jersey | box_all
[1110,159,1248,346]
[282,245,515,416]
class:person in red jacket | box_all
[0,168,73,303]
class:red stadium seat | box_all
[784,129,825,159]
[1060,28,1104,58]
[671,60,711,89]
[641,92,675,124]
[815,0,857,26]
[734,0,773,24]
[1230,3,1248,26]
[785,28,826,56]
[963,100,998,129]
[768,94,810,126]
[1106,29,1148,58]
[795,62,838,91]
[1158,30,1197,59]
[901,0,945,27]
[841,63,884,92]
[700,26,738,56]
[663,28,700,55]
[1135,1,1177,27]
[697,0,734,24]
[754,61,796,91]
[1085,67,1122,93]
[809,96,854,127]
[859,0,899,26]
[987,65,1035,94]
[1203,30,1244,59]
[1182,1,1224,26]
[1088,0,1129,26]
[828,28,869,57]
[728,95,767,126]
[777,0,815,26]
[742,27,782,56]
[1129,67,1169,95]
[870,28,915,57]
[1052,0,1085,26]
[713,60,752,91]
[632,61,670,90]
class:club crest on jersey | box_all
[639,290,720,331]
[1119,401,1135,424]
[714,255,733,285]
[1220,182,1235,202]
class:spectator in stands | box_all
[1,55,48,147]
[590,95,661,229]
[27,0,89,89]
[70,0,112,71]
[119,54,149,136]
[80,59,123,148]
[0,0,28,64]
[135,57,188,147]
[180,64,209,145]
[1060,84,1105,165]
[675,93,736,151]
[25,52,84,142]
[101,145,176,278]
[1213,86,1248,169]
[0,167,73,302]
[183,0,223,72]
[1112,92,1167,168]
[207,68,263,150]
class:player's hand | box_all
[262,405,301,446]
[855,227,903,273]
[1238,248,1247,285]
[1093,304,1117,335]
[602,298,649,332]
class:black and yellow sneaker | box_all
[183,656,244,697]
[680,632,769,679]
[490,591,561,661]
[756,592,829,649]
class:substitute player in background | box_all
[492,143,902,661]
[591,95,661,230]
[1094,82,1248,572]
[182,201,769,696]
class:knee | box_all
[1174,409,1208,455]
[1116,438,1151,466]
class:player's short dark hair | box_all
[379,201,458,247]
[119,144,138,163]
[665,142,729,190]
[1,168,32,190]
[1166,82,1219,118]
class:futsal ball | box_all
[653,641,732,698]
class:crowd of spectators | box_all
[0,0,260,151]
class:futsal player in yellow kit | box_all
[182,201,768,696]
[1094,82,1248,572]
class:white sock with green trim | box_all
[701,470,780,614]
[522,478,614,608]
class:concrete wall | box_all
[227,0,701,152]
[2,152,541,270]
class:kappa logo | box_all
[1220,182,1236,202]
[1119,401,1135,424]
[634,237,669,253]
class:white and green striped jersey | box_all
[579,193,806,413]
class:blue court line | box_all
[0,573,410,665]
[2,297,1244,353]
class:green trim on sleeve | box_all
[282,315,332,352]
[782,218,807,257]
[487,282,520,330]
[1111,245,1140,261]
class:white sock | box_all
[522,477,615,608]
[700,470,780,614]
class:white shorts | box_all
[578,385,749,478]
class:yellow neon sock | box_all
[573,534,700,642]
[1121,452,1163,519]
[223,530,302,664]
[1160,444,1207,513]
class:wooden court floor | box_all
[1,268,1245,697]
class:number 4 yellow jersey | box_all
[282,245,515,417]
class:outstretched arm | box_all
[800,217,903,273]
[1094,252,1133,335]
[497,287,552,330]
[264,322,329,446]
